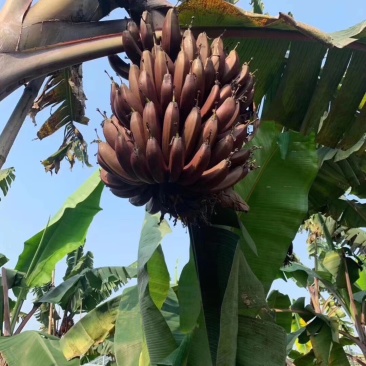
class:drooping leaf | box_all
[39,264,137,311]
[60,295,122,360]
[30,65,88,139]
[0,168,15,201]
[64,247,86,280]
[0,331,79,366]
[236,122,318,293]
[15,170,104,288]
[41,124,91,175]
[65,250,94,279]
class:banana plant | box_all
[0,170,104,338]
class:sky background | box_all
[0,0,365,331]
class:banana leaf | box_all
[0,168,15,201]
[236,122,318,292]
[137,214,177,364]
[39,264,137,311]
[60,295,122,360]
[0,331,79,366]
[15,170,104,288]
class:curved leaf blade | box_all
[0,331,79,366]
[236,122,318,293]
[15,170,104,288]
[60,295,121,360]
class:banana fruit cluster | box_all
[98,8,259,224]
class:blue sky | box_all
[0,0,365,330]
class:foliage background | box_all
[0,0,365,331]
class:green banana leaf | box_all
[114,286,143,366]
[147,246,170,309]
[0,331,79,366]
[267,290,292,333]
[15,170,104,288]
[236,122,318,293]
[0,168,15,201]
[187,224,286,365]
[137,214,177,364]
[60,294,122,360]
[0,255,8,268]
[39,264,137,311]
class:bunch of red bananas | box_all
[98,8,259,224]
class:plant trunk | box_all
[0,78,44,169]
